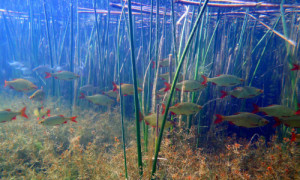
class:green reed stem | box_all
[127,0,143,176]
[249,17,281,86]
[171,0,178,63]
[43,0,55,96]
[151,0,209,178]
[117,3,128,178]
[70,1,74,109]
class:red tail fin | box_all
[220,91,228,99]
[272,117,282,128]
[112,82,118,91]
[46,110,51,117]
[163,82,171,92]
[20,107,28,119]
[79,93,85,99]
[4,80,8,87]
[139,111,144,122]
[252,103,260,114]
[291,132,296,142]
[296,103,300,115]
[214,114,223,124]
[45,72,51,78]
[152,61,155,69]
[70,116,77,123]
[201,75,207,85]
[291,63,300,71]
[162,103,166,115]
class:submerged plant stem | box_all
[151,0,210,178]
[127,0,143,176]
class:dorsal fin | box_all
[5,109,11,111]
[174,103,180,107]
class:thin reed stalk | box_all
[127,0,143,176]
[43,0,55,96]
[151,0,210,177]
[117,3,128,178]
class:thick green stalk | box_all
[151,0,209,177]
[127,0,143,176]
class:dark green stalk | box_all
[43,0,55,96]
[151,0,209,177]
[117,3,128,178]
[140,1,149,153]
[70,1,74,109]
[127,0,143,176]
[146,0,154,114]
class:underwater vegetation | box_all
[0,0,300,179]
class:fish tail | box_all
[163,82,171,92]
[70,116,78,123]
[201,75,207,85]
[45,72,52,78]
[252,103,260,114]
[295,103,300,115]
[79,93,85,99]
[272,117,282,128]
[20,107,28,119]
[214,114,224,124]
[4,80,8,87]
[291,63,300,71]
[162,103,166,115]
[46,109,51,117]
[112,82,118,91]
[220,91,228,98]
[139,111,144,122]
[152,61,155,69]
[291,132,296,142]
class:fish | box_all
[214,112,269,128]
[291,63,300,71]
[153,58,176,68]
[201,74,244,86]
[163,80,207,92]
[29,89,45,102]
[169,102,202,116]
[143,114,174,128]
[0,107,28,123]
[142,104,175,128]
[79,85,101,93]
[34,106,51,120]
[158,72,183,81]
[45,71,79,80]
[112,82,142,96]
[274,115,300,128]
[38,115,77,126]
[80,93,114,106]
[8,61,24,68]
[33,65,53,74]
[252,104,298,118]
[4,79,38,92]
[220,86,263,99]
[102,90,119,98]
[19,67,32,75]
